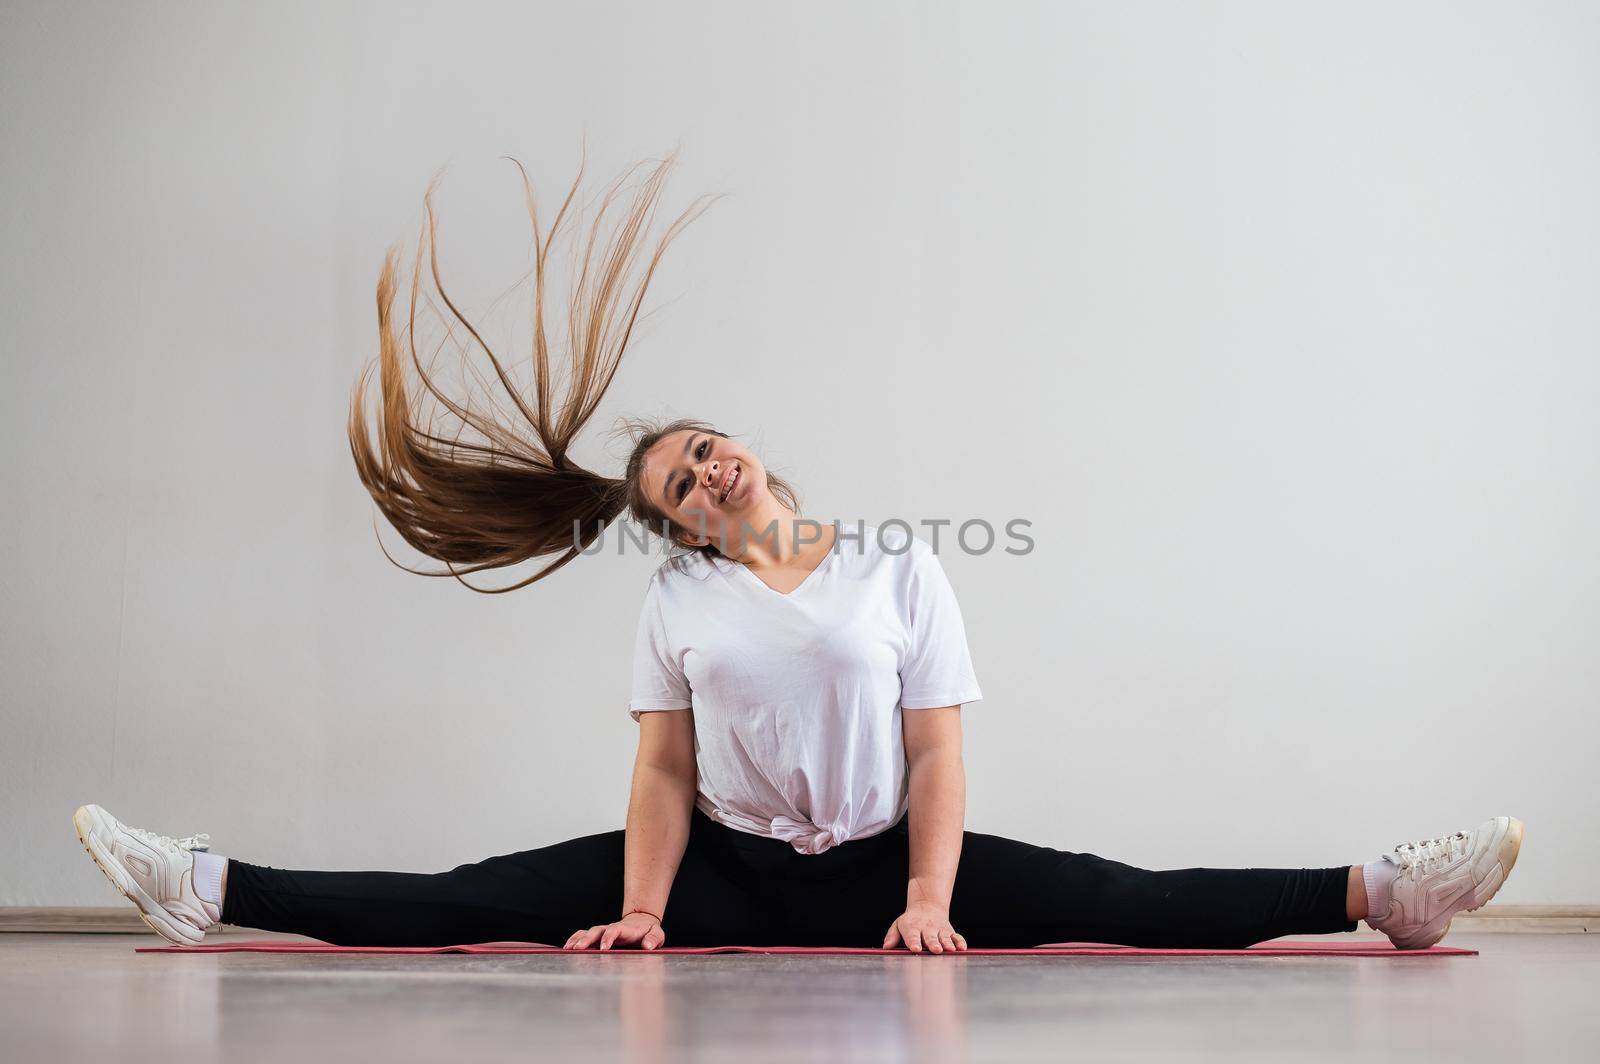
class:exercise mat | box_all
[138,939,1475,957]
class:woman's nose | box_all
[700,459,719,486]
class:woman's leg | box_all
[220,828,628,946]
[946,830,1356,949]
[222,810,783,947]
[718,817,1518,950]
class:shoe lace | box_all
[127,826,210,853]
[1389,830,1469,881]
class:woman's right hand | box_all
[563,910,666,950]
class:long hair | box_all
[347,151,797,592]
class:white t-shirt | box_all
[629,523,983,854]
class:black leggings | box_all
[222,808,1356,948]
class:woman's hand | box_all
[563,910,666,950]
[882,900,968,953]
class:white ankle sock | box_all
[1363,858,1398,922]
[192,850,226,907]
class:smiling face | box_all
[640,428,773,549]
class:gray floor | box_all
[3,931,1595,1062]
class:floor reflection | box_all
[607,951,970,1063]
[891,953,969,1062]
[617,953,673,1064]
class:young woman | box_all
[73,154,1523,954]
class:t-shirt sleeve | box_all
[898,546,984,709]
[628,576,693,722]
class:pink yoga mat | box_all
[139,939,1475,957]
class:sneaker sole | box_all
[72,805,203,947]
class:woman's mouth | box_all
[718,464,741,504]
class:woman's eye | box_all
[674,437,708,503]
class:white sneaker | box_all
[1366,815,1524,950]
[72,804,220,946]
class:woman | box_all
[72,153,1523,954]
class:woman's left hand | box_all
[882,901,968,953]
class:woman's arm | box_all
[565,708,697,950]
[884,704,968,953]
[623,709,697,921]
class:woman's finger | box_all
[939,930,958,953]
[953,932,968,951]
[642,925,665,950]
[883,924,902,950]
[925,928,944,954]
[905,928,923,953]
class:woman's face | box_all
[642,428,770,548]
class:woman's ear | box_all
[663,519,709,550]
[675,508,713,550]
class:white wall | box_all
[2,0,1596,907]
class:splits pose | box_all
[74,154,1523,953]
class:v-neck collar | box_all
[718,527,840,599]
